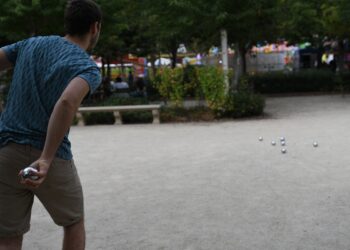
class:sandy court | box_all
[23,95,350,250]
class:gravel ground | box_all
[23,95,350,250]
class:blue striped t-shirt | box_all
[0,36,101,160]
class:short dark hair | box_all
[64,0,102,36]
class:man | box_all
[0,0,102,249]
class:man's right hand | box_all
[19,159,51,189]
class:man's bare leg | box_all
[63,219,85,250]
[0,235,23,250]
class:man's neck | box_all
[64,35,89,51]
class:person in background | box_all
[111,76,129,90]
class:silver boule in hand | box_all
[22,167,39,181]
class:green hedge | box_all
[83,112,115,125]
[245,70,337,94]
[160,107,215,123]
[214,91,265,118]
[79,92,265,125]
[338,72,350,92]
[150,66,233,108]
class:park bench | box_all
[76,104,161,126]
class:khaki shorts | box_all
[0,143,84,237]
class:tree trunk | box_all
[150,53,157,76]
[101,58,106,78]
[104,56,112,98]
[233,43,242,88]
[221,29,229,93]
[171,48,177,69]
[337,39,345,73]
[107,56,111,80]
[240,45,247,75]
[121,56,125,75]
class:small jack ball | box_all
[271,141,276,146]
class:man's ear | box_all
[90,22,100,36]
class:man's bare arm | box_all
[20,77,90,188]
[0,49,13,71]
[41,77,89,162]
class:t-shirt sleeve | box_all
[77,66,101,95]
[1,40,25,65]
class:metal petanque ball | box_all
[259,137,263,141]
[281,141,286,146]
[22,166,39,181]
[281,148,287,154]
[313,142,318,147]
[271,141,276,146]
[280,137,286,142]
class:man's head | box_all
[64,0,102,50]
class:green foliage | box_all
[160,106,215,123]
[245,70,337,94]
[151,66,228,109]
[153,68,186,107]
[0,0,66,40]
[151,66,264,119]
[101,96,149,106]
[278,0,323,42]
[196,67,227,110]
[94,0,129,58]
[145,77,162,101]
[122,111,153,124]
[83,112,115,125]
[214,92,265,118]
[337,72,350,93]
[321,0,350,39]
[183,65,202,99]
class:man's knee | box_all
[64,218,85,232]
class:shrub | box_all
[101,96,149,106]
[154,67,185,107]
[145,77,161,101]
[122,111,153,124]
[160,106,215,123]
[246,70,336,94]
[196,67,227,110]
[83,112,115,125]
[214,91,265,118]
[183,65,202,99]
[338,72,350,92]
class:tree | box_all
[321,0,350,71]
[182,0,280,85]
[278,0,324,43]
[127,0,208,68]
[0,0,66,41]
